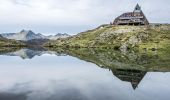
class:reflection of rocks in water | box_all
[122,51,159,66]
[67,48,170,71]
[1,47,170,71]
[111,69,146,90]
[5,49,44,59]
[0,47,21,54]
[0,47,67,59]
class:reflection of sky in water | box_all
[0,54,170,100]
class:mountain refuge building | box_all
[113,4,149,25]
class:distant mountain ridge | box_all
[47,33,70,40]
[3,48,66,59]
[1,30,70,41]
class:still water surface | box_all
[0,48,169,100]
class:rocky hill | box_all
[45,24,170,51]
[47,33,70,40]
[1,30,70,41]
[1,30,44,41]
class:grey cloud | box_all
[0,0,169,35]
[12,0,32,7]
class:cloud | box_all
[0,0,169,34]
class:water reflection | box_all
[0,47,170,100]
[111,69,147,90]
[0,47,66,59]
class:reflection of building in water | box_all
[111,69,146,90]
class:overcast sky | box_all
[0,0,169,35]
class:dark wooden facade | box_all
[111,69,146,90]
[113,4,149,25]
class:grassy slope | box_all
[45,24,170,50]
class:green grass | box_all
[45,24,170,51]
[0,39,26,47]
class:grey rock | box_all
[120,43,128,53]
[1,30,71,41]
[47,33,70,40]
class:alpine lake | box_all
[0,47,170,100]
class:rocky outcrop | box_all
[1,30,45,41]
[1,30,70,41]
[47,33,70,40]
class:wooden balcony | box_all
[119,16,144,20]
[116,20,145,25]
